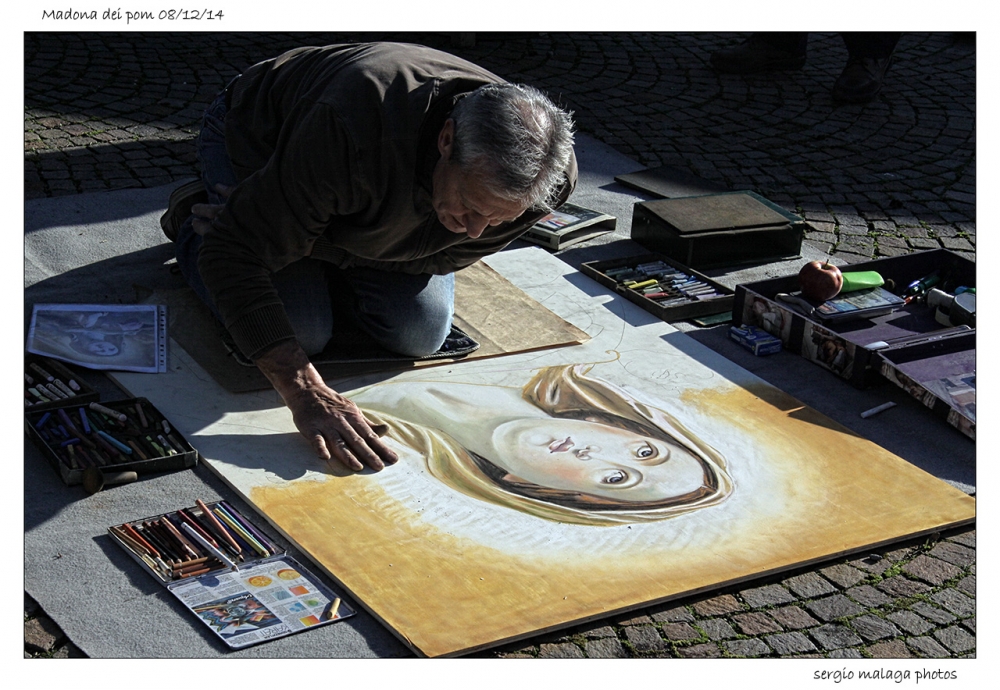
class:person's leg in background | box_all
[710,33,810,74]
[833,32,902,103]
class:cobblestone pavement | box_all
[24,31,975,659]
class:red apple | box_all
[798,260,843,302]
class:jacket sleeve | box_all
[198,103,364,360]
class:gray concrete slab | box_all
[23,132,973,659]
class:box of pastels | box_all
[24,354,100,412]
[25,396,198,488]
[581,253,735,322]
[108,499,354,649]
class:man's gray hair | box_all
[450,83,575,211]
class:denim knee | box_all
[352,274,454,357]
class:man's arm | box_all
[254,339,399,472]
[192,191,395,473]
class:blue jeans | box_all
[175,88,455,357]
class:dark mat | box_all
[614,164,728,199]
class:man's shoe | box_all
[160,180,207,242]
[832,56,893,104]
[710,37,807,74]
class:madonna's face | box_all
[87,340,119,356]
[491,418,708,502]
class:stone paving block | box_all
[584,637,627,659]
[849,554,892,575]
[806,594,864,622]
[908,237,941,250]
[837,224,870,236]
[956,575,975,598]
[903,555,963,586]
[910,603,954,628]
[538,642,585,659]
[678,642,722,658]
[784,572,837,598]
[877,576,931,598]
[845,584,891,608]
[962,617,975,635]
[887,610,935,636]
[739,584,795,609]
[661,622,701,641]
[867,640,912,658]
[928,542,976,568]
[819,563,866,589]
[907,636,950,658]
[649,604,694,624]
[811,624,863,650]
[850,614,900,642]
[691,594,743,617]
[933,625,975,654]
[765,632,817,656]
[24,615,65,654]
[768,606,819,630]
[732,611,782,636]
[827,648,864,659]
[930,588,975,618]
[723,638,771,658]
[699,618,737,641]
[870,219,897,232]
[624,626,666,652]
[572,623,617,639]
[876,245,913,257]
[947,529,975,549]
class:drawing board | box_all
[114,247,975,657]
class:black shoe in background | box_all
[832,56,894,103]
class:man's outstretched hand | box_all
[255,340,399,472]
[191,184,234,236]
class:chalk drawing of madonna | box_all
[350,363,733,526]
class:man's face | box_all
[431,119,528,239]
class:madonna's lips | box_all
[548,437,574,453]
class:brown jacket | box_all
[198,43,577,359]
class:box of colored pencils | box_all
[25,397,197,487]
[24,355,100,412]
[109,499,354,649]
[581,253,735,323]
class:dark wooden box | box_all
[630,191,806,269]
[26,397,198,486]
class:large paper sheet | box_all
[114,248,975,657]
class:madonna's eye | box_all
[636,443,655,458]
[603,470,628,484]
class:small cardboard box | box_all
[25,397,198,486]
[630,191,806,269]
[581,252,734,323]
[729,325,783,356]
[733,249,975,439]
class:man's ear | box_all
[437,119,455,160]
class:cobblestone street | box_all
[24,31,975,659]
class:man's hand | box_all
[255,340,399,472]
[191,184,234,236]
